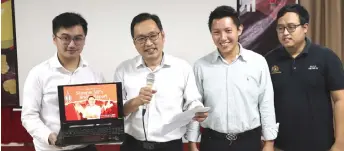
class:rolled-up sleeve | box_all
[185,63,204,142]
[21,69,52,145]
[113,66,128,104]
[258,58,279,140]
[182,64,203,111]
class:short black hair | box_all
[88,96,95,100]
[276,4,309,25]
[52,12,88,36]
[130,13,163,38]
[208,5,241,31]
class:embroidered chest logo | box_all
[308,65,318,70]
[271,65,281,74]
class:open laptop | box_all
[55,82,125,146]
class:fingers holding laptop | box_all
[48,132,62,149]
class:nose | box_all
[68,39,77,47]
[145,38,153,46]
[220,32,227,40]
[283,27,289,35]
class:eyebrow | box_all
[135,31,160,37]
[277,23,300,26]
[60,33,84,37]
[212,27,232,31]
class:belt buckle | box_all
[142,142,155,150]
[225,133,237,145]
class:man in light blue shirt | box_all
[187,5,278,151]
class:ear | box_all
[302,23,309,34]
[53,35,57,46]
[161,31,165,42]
[238,25,244,36]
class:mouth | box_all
[282,37,292,42]
[219,41,231,47]
[144,48,157,54]
[66,50,78,54]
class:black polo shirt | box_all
[265,38,344,151]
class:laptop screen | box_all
[62,83,119,121]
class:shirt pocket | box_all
[233,74,259,100]
[155,79,184,112]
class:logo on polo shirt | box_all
[308,65,318,70]
[271,65,281,74]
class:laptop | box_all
[55,82,125,146]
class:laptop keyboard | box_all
[64,126,124,137]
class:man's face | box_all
[276,12,308,48]
[211,17,242,54]
[53,25,86,60]
[88,97,95,105]
[133,19,164,61]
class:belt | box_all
[126,134,181,150]
[67,145,96,151]
[203,126,261,145]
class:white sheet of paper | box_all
[156,107,210,136]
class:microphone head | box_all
[146,73,155,88]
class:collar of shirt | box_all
[277,37,312,59]
[49,53,89,69]
[134,52,172,69]
[211,43,250,64]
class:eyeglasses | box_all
[55,35,85,45]
[134,32,161,44]
[276,24,301,33]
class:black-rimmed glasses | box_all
[134,32,161,44]
[276,24,302,33]
[55,35,85,45]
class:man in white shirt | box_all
[114,13,208,151]
[21,12,104,151]
[187,5,279,151]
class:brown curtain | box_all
[300,0,344,60]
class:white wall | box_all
[15,0,237,106]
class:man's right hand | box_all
[48,132,58,145]
[48,132,63,149]
[188,142,199,151]
[136,87,157,105]
[123,87,157,116]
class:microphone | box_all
[142,73,155,141]
[143,73,155,111]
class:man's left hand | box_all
[262,141,274,151]
[262,145,274,151]
[193,112,208,122]
[330,142,344,151]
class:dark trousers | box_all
[200,127,262,151]
[68,145,97,151]
[120,134,183,151]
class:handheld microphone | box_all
[144,73,155,111]
[142,73,155,141]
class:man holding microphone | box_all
[114,12,208,151]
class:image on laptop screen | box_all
[63,83,118,121]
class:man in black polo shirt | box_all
[265,4,344,151]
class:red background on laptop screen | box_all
[63,84,118,121]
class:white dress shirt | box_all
[186,44,279,142]
[114,53,203,142]
[21,54,105,151]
